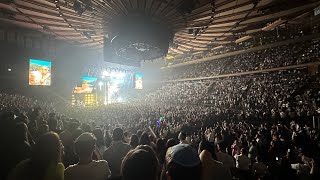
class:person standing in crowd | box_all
[198,141,233,180]
[92,128,106,159]
[215,143,235,169]
[164,144,202,180]
[7,132,64,180]
[103,128,131,178]
[6,123,32,179]
[65,133,111,180]
[251,156,268,177]
[178,132,189,144]
[140,132,151,146]
[234,148,251,171]
[121,145,159,180]
[129,134,139,149]
[156,138,166,165]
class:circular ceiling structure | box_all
[109,14,173,61]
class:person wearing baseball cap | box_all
[165,144,202,180]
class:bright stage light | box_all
[116,72,125,78]
[98,81,103,91]
[102,71,109,76]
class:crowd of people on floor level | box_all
[165,38,320,80]
[1,65,320,179]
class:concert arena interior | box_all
[1,0,320,180]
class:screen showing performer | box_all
[29,59,52,86]
[73,76,97,93]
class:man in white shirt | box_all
[65,133,111,180]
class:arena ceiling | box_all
[0,0,320,58]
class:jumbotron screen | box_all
[73,76,97,94]
[134,74,143,89]
[29,59,52,86]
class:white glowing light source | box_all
[116,72,125,78]
[98,81,103,91]
[102,71,109,76]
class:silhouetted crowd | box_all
[1,64,320,180]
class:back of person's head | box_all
[38,124,49,135]
[166,138,177,150]
[92,128,104,146]
[165,144,202,180]
[31,132,62,179]
[14,122,28,143]
[156,138,166,153]
[32,132,61,164]
[178,132,187,141]
[81,123,92,133]
[113,127,124,141]
[121,145,159,180]
[72,128,84,140]
[105,130,112,147]
[156,138,166,164]
[48,117,58,131]
[198,140,217,160]
[130,134,139,148]
[140,132,151,145]
[74,132,97,158]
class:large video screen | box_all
[29,59,52,86]
[73,76,97,94]
[134,73,143,89]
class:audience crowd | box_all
[171,25,319,65]
[166,39,320,80]
[1,34,320,180]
